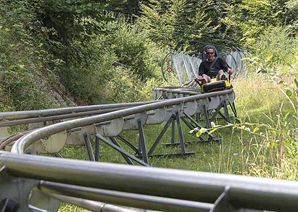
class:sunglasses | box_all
[206,52,214,55]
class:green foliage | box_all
[0,1,59,110]
[0,0,166,109]
[138,0,233,52]
[243,26,298,73]
[225,0,298,46]
[57,17,166,104]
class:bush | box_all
[0,1,59,110]
[244,26,298,73]
[57,17,167,104]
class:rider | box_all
[195,45,232,84]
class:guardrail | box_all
[1,151,297,212]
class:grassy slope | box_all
[58,73,293,211]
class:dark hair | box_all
[204,45,215,52]
[201,45,219,60]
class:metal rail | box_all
[11,89,233,154]
[0,87,242,211]
[1,151,298,212]
[0,101,156,125]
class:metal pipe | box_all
[0,101,156,121]
[44,192,146,212]
[11,90,233,154]
[152,87,200,95]
[0,108,119,127]
[39,181,211,212]
[1,151,298,211]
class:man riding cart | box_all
[195,45,232,85]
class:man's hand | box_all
[227,68,232,75]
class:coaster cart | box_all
[200,75,233,93]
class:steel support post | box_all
[210,102,225,123]
[218,111,228,122]
[109,137,134,165]
[83,132,95,161]
[171,115,176,144]
[117,135,139,155]
[175,112,186,155]
[180,117,204,142]
[222,100,230,123]
[196,112,201,123]
[137,119,149,164]
[229,102,238,118]
[94,136,100,162]
[55,153,63,158]
[95,133,149,167]
[210,100,231,123]
[183,112,204,129]
[148,115,173,156]
[202,105,211,129]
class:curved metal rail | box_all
[1,87,296,212]
[11,89,233,154]
[1,151,298,212]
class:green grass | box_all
[58,73,298,211]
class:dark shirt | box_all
[199,57,229,78]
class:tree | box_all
[225,0,298,46]
[138,0,235,52]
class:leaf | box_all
[208,128,219,134]
[241,57,249,61]
[281,69,289,75]
[294,78,298,88]
[211,122,216,128]
[284,112,290,121]
[267,54,273,60]
[196,131,202,137]
[196,128,208,137]
[286,89,292,97]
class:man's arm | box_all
[220,58,232,75]
[198,62,205,76]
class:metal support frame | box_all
[164,110,221,146]
[117,135,139,155]
[137,119,149,164]
[0,166,58,212]
[83,132,95,161]
[95,136,100,161]
[229,102,238,118]
[95,133,149,167]
[202,104,211,129]
[148,115,173,156]
[149,112,195,158]
[171,115,176,144]
[109,137,134,165]
[209,99,239,124]
[210,100,229,123]
[195,112,201,123]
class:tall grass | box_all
[58,25,298,211]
